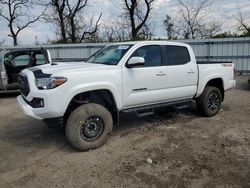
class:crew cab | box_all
[0,49,50,91]
[17,41,236,151]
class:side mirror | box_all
[126,57,145,68]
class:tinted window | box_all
[35,54,46,65]
[12,55,30,66]
[165,46,190,65]
[131,45,162,67]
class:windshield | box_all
[87,45,133,65]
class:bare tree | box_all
[79,14,102,43]
[101,25,116,42]
[177,0,221,39]
[138,21,155,39]
[236,12,250,36]
[99,19,131,42]
[47,0,67,43]
[0,0,45,45]
[122,0,156,40]
[198,21,222,38]
[65,0,87,43]
[46,0,102,43]
[163,15,177,40]
[111,19,130,42]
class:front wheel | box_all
[66,103,113,151]
[196,86,222,117]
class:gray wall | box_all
[2,37,250,72]
[181,37,250,73]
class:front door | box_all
[122,45,167,107]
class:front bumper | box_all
[17,95,43,120]
[17,93,67,120]
[16,69,70,120]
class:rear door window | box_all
[165,46,190,65]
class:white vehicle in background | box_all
[0,49,50,92]
[17,41,236,151]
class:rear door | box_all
[122,45,167,107]
[165,45,198,101]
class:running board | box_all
[122,99,193,113]
[136,110,154,117]
[175,103,190,110]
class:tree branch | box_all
[80,13,102,42]
[16,12,43,35]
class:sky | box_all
[0,0,250,46]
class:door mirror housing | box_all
[126,57,145,68]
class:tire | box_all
[196,86,222,117]
[65,103,113,151]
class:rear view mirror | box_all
[126,57,145,68]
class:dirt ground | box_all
[0,75,249,188]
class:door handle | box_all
[187,70,195,74]
[156,71,166,76]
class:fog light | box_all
[31,98,44,108]
[40,99,44,107]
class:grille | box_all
[18,73,30,97]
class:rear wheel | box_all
[196,86,222,117]
[66,103,113,151]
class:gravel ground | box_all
[0,75,249,188]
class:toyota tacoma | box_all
[17,41,236,151]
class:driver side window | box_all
[131,45,162,67]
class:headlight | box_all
[35,77,67,90]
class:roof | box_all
[109,40,190,47]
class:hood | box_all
[31,62,107,75]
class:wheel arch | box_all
[196,76,225,101]
[205,78,225,101]
[64,89,119,125]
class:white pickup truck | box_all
[17,41,236,151]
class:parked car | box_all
[0,48,50,91]
[17,41,236,151]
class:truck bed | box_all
[197,61,233,64]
